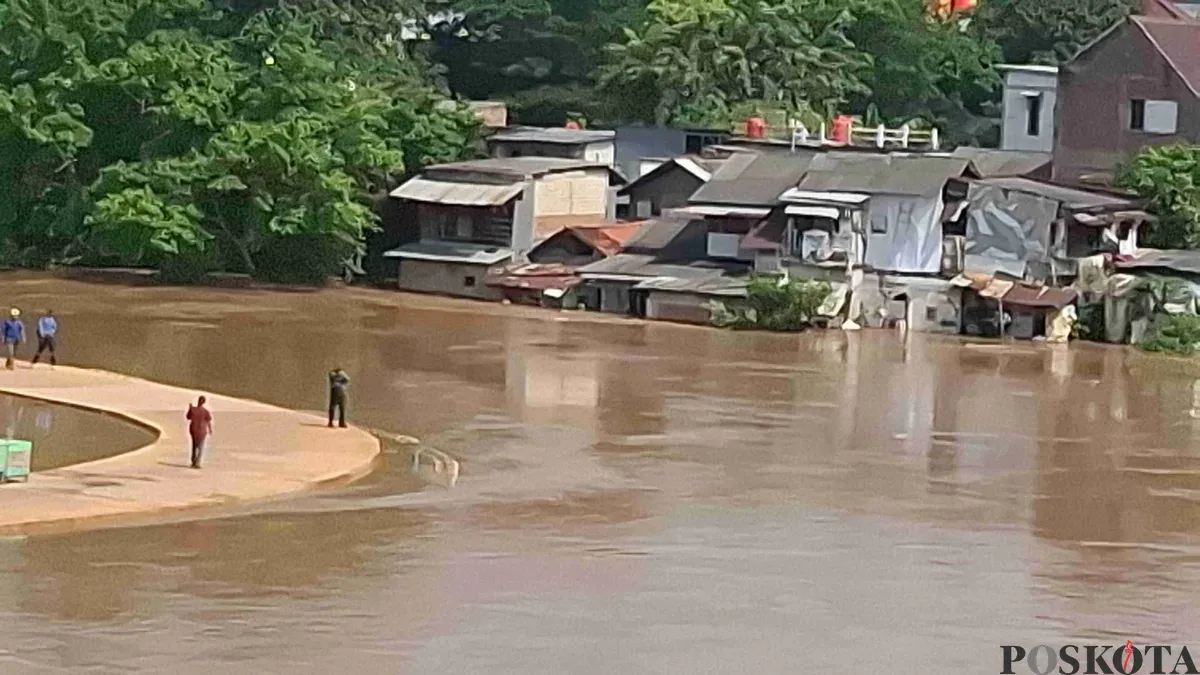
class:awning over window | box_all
[784,205,840,219]
[390,177,524,206]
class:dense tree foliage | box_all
[598,0,871,128]
[0,0,478,281]
[427,0,644,124]
[970,0,1137,65]
[1119,145,1200,250]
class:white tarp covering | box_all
[865,196,944,273]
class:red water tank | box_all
[565,120,582,129]
[831,115,852,144]
[746,117,767,138]
[952,0,976,11]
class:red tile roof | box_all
[1132,16,1200,96]
[565,223,646,257]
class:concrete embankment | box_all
[0,364,380,534]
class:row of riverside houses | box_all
[379,0,1200,341]
[379,123,1159,340]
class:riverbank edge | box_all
[0,364,383,536]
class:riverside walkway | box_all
[0,364,380,534]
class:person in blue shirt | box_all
[2,309,24,370]
[31,310,57,367]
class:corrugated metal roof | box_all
[577,253,743,280]
[621,214,707,253]
[488,126,615,145]
[633,276,748,297]
[383,240,512,264]
[676,205,772,217]
[1001,284,1078,309]
[688,151,819,206]
[485,263,580,291]
[950,147,1051,178]
[974,178,1134,210]
[424,157,614,180]
[797,155,971,196]
[389,177,524,206]
[1132,16,1200,96]
[1115,249,1200,275]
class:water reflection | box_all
[0,277,1197,671]
[0,393,154,470]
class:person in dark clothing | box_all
[186,396,213,468]
[328,368,349,428]
[31,310,57,366]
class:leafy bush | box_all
[1073,302,1105,341]
[1139,313,1200,355]
[1118,145,1200,249]
[712,276,830,331]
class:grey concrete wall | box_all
[614,126,687,180]
[398,260,504,300]
[510,181,535,260]
[1000,69,1057,153]
[644,291,716,325]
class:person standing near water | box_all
[328,368,349,428]
[186,396,213,468]
[31,310,57,366]
[2,309,25,370]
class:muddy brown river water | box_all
[0,274,1196,673]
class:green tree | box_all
[1118,144,1200,249]
[427,0,644,124]
[970,0,1136,65]
[598,0,871,127]
[844,0,1001,145]
[0,0,478,279]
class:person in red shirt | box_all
[186,396,213,469]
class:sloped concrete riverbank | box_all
[0,364,380,534]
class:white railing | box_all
[790,123,940,151]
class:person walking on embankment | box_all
[186,396,213,469]
[2,309,25,370]
[328,368,349,428]
[31,310,57,367]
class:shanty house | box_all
[484,223,643,307]
[487,127,616,168]
[962,177,1145,281]
[1054,15,1200,185]
[617,156,724,219]
[766,154,974,276]
[385,157,623,299]
[576,214,743,317]
[678,150,820,265]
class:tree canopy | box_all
[0,0,478,281]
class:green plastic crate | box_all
[0,440,32,482]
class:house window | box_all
[1144,100,1179,134]
[926,306,939,322]
[684,133,723,154]
[1129,99,1145,131]
[1024,94,1042,136]
[870,213,888,234]
[464,275,476,287]
[636,200,652,218]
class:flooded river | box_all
[0,274,1197,673]
[0,393,155,470]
